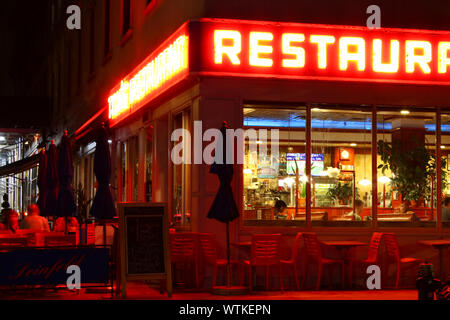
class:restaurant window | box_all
[145,125,153,202]
[440,110,450,229]
[376,107,437,227]
[311,104,373,226]
[243,105,306,225]
[131,136,139,202]
[172,110,191,227]
[120,140,128,202]
[122,0,132,36]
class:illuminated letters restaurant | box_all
[107,19,450,289]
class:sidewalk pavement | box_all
[0,281,418,300]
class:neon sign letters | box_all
[108,29,188,122]
[197,19,450,84]
[212,31,450,74]
[108,19,450,123]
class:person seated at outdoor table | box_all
[273,200,288,219]
[54,216,79,232]
[344,199,363,221]
[4,209,20,233]
[442,197,450,221]
[20,204,50,231]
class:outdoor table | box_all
[417,239,450,280]
[320,240,368,288]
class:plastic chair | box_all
[301,233,345,290]
[198,233,241,287]
[170,232,199,288]
[349,232,384,288]
[383,233,423,289]
[280,232,303,290]
[244,234,283,292]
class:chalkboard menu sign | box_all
[118,203,172,298]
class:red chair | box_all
[198,233,241,287]
[170,232,199,288]
[383,233,423,289]
[244,234,283,292]
[280,232,303,290]
[301,233,345,290]
[349,232,384,288]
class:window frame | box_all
[241,103,447,232]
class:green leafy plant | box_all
[327,182,354,204]
[377,139,447,203]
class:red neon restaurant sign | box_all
[108,19,450,123]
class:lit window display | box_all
[377,107,437,227]
[242,104,447,227]
[441,112,450,228]
[311,105,372,225]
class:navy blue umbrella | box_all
[36,149,48,216]
[207,122,239,288]
[45,140,59,217]
[90,125,116,220]
[56,131,77,219]
[207,122,239,223]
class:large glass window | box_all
[120,141,128,202]
[242,104,447,229]
[145,125,153,202]
[172,110,191,227]
[376,107,437,227]
[243,105,306,225]
[440,110,450,228]
[311,105,372,226]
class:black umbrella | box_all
[90,124,116,220]
[45,140,59,217]
[36,149,48,216]
[207,122,239,289]
[56,131,77,228]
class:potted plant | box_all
[327,182,354,205]
[377,139,447,206]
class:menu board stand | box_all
[118,202,172,298]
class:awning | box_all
[0,154,40,177]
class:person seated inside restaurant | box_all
[4,209,20,233]
[54,216,79,232]
[398,200,411,214]
[344,199,364,221]
[442,196,450,221]
[273,199,288,220]
[20,204,50,231]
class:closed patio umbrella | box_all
[45,140,59,217]
[36,149,48,216]
[207,122,244,294]
[56,131,77,233]
[90,124,116,220]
